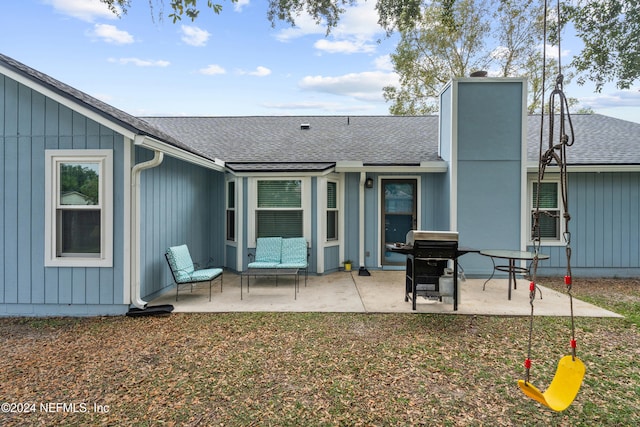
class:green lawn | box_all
[1,277,638,426]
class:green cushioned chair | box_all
[279,237,309,286]
[165,244,223,301]
[248,237,283,269]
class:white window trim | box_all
[325,178,340,245]
[45,150,114,267]
[247,177,311,247]
[225,178,237,244]
[528,176,565,246]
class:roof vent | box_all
[300,123,311,130]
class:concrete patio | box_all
[149,270,621,317]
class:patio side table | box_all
[480,250,549,300]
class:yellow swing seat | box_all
[518,355,586,412]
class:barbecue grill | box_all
[393,230,461,311]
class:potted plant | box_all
[343,260,352,272]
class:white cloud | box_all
[299,71,399,102]
[579,89,640,109]
[199,64,227,75]
[540,43,571,59]
[314,39,376,54]
[275,1,383,55]
[331,1,381,40]
[234,0,251,12]
[263,100,375,113]
[373,55,394,71]
[108,57,170,67]
[45,0,116,22]
[275,14,326,42]
[490,46,511,61]
[239,66,272,77]
[263,101,341,110]
[89,24,134,44]
[181,25,211,47]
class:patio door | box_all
[381,179,417,265]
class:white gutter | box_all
[359,172,366,268]
[130,146,164,308]
[135,136,224,172]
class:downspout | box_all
[130,146,164,308]
[359,172,366,268]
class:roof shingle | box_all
[3,53,639,168]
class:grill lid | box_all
[406,230,459,245]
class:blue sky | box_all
[1,0,638,123]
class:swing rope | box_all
[525,0,579,388]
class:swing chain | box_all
[524,0,579,381]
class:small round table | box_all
[480,250,549,300]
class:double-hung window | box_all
[255,179,303,238]
[45,150,113,267]
[326,180,338,241]
[530,179,562,243]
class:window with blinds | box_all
[256,180,303,238]
[531,181,561,241]
[327,181,338,240]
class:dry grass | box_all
[1,277,638,426]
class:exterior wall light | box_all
[365,177,374,188]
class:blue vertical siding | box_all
[137,149,225,300]
[453,80,525,275]
[421,173,449,230]
[1,75,126,316]
[343,173,361,266]
[532,171,640,277]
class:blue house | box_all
[2,53,639,316]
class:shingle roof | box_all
[526,114,640,165]
[3,53,639,169]
[142,116,441,165]
[145,114,640,167]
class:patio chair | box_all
[165,244,223,301]
[278,237,310,286]
[247,237,283,269]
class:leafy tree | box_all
[383,0,562,114]
[101,0,638,96]
[100,0,359,26]
[382,0,492,114]
[564,0,640,91]
[378,0,639,92]
[61,164,99,205]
